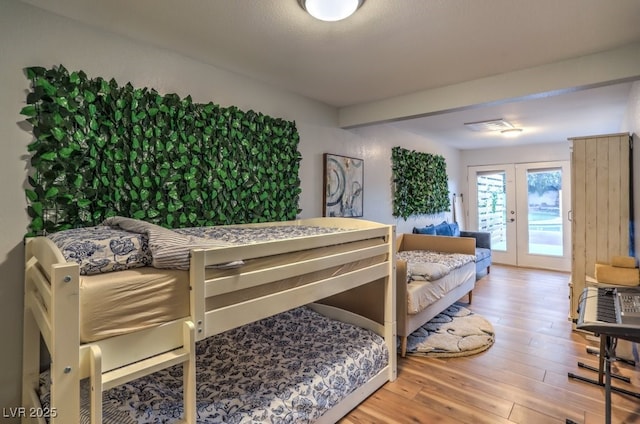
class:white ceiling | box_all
[21,0,640,149]
[391,82,635,149]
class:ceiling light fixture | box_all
[500,128,523,137]
[299,0,365,22]
[464,118,515,132]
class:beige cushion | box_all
[594,263,639,286]
[610,256,637,268]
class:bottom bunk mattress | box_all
[39,306,388,423]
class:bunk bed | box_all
[22,217,396,423]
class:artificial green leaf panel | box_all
[21,65,302,235]
[391,146,450,219]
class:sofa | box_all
[413,221,492,275]
[396,233,477,357]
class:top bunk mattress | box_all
[46,217,352,275]
[40,217,391,342]
[77,267,190,342]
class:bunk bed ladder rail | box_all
[23,244,81,424]
[385,227,398,382]
[84,321,196,424]
[23,238,198,424]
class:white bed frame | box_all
[22,217,396,424]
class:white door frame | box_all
[468,164,517,266]
[468,161,571,271]
[515,161,571,271]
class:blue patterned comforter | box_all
[39,306,388,423]
[397,250,475,271]
[47,218,344,275]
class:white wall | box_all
[350,124,463,234]
[461,142,570,168]
[298,122,463,234]
[0,1,458,411]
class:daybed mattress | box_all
[39,306,388,424]
[396,250,476,315]
[405,261,475,314]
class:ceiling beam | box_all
[338,42,640,128]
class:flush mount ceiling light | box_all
[299,0,365,22]
[464,118,524,137]
[500,128,524,137]
[464,118,515,132]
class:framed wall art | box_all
[323,153,364,217]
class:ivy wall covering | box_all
[21,65,302,235]
[391,146,450,219]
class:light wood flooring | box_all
[340,265,640,424]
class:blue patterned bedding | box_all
[39,306,388,423]
[47,219,345,275]
[47,225,153,275]
[397,250,475,272]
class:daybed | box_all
[22,217,396,423]
[413,221,492,275]
[396,233,476,357]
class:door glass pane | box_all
[527,168,563,256]
[476,172,507,251]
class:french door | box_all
[467,161,571,271]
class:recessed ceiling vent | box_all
[464,118,514,132]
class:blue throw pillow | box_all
[434,221,453,236]
[413,225,436,235]
[449,222,460,237]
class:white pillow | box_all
[408,262,450,281]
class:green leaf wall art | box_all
[391,146,450,219]
[21,65,302,235]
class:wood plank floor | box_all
[340,265,640,424]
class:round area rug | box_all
[405,304,495,357]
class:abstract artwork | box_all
[323,153,364,217]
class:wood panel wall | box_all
[569,132,631,320]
